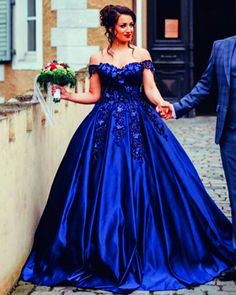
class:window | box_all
[12,0,42,70]
[0,0,11,62]
[27,0,36,51]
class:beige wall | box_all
[0,77,92,295]
[0,0,56,100]
[43,0,57,63]
[88,0,133,49]
[0,65,38,100]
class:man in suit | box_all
[158,35,236,280]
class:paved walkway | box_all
[11,117,236,295]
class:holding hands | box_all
[51,86,174,121]
[156,100,174,120]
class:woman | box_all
[21,4,235,293]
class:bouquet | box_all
[37,60,76,102]
[33,60,76,125]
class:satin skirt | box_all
[21,101,235,293]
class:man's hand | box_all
[156,101,174,120]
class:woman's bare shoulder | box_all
[89,51,104,65]
[134,47,152,61]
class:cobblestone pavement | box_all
[11,117,236,295]
[167,116,231,219]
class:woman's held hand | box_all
[156,100,174,120]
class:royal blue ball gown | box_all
[21,60,235,293]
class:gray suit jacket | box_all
[173,35,236,144]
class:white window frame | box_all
[12,0,43,70]
[27,3,37,52]
[0,65,5,82]
[136,0,142,48]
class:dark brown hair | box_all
[100,5,136,55]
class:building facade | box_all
[0,0,236,107]
[147,0,236,115]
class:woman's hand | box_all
[156,101,174,120]
[52,85,71,100]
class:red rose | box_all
[50,63,57,70]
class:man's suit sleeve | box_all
[173,41,217,118]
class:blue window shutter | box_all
[0,0,11,62]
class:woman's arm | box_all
[52,54,101,104]
[141,49,164,106]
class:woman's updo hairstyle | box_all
[100,5,136,55]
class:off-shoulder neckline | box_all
[89,59,153,70]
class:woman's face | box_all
[113,14,134,43]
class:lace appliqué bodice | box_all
[89,60,168,164]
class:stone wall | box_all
[51,0,99,70]
[0,74,92,295]
[88,0,133,49]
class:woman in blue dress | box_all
[21,4,235,293]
